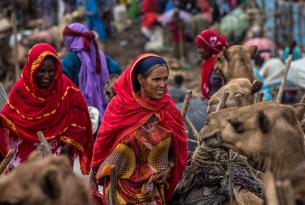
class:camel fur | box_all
[0,152,92,205]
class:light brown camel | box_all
[208,78,262,113]
[0,152,92,205]
[202,102,305,178]
[215,45,257,84]
[104,74,119,102]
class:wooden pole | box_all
[180,90,192,120]
[264,171,279,205]
[37,131,52,156]
[0,149,14,174]
[274,1,279,47]
[216,92,229,112]
[11,5,20,81]
[109,165,118,205]
[298,3,303,52]
[276,180,296,205]
[185,116,199,141]
[276,54,293,103]
[178,26,185,68]
[300,93,305,103]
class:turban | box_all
[195,29,228,54]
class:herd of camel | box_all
[0,45,305,205]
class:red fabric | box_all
[141,0,159,13]
[0,43,93,174]
[168,22,188,43]
[142,12,160,28]
[63,26,101,73]
[91,53,188,201]
[195,29,228,54]
[196,29,228,99]
[201,55,217,99]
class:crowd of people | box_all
[0,0,305,204]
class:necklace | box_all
[141,117,158,134]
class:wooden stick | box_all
[276,55,293,104]
[216,92,229,112]
[11,6,20,81]
[37,131,52,156]
[300,94,305,103]
[178,20,185,67]
[185,116,199,141]
[264,171,279,205]
[180,90,192,120]
[277,180,296,205]
[109,165,118,205]
[0,149,14,174]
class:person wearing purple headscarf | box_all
[62,22,110,118]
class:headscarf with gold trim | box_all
[0,43,93,174]
[91,53,188,201]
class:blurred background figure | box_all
[283,40,302,61]
[62,22,110,118]
[168,74,187,103]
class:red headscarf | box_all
[195,29,228,99]
[0,43,93,174]
[91,53,188,200]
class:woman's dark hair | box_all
[44,55,57,65]
[174,74,184,86]
[133,56,168,91]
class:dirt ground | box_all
[103,21,203,98]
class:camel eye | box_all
[229,120,244,133]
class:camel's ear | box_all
[257,111,271,133]
[247,45,257,58]
[251,80,263,94]
[291,104,305,121]
[223,49,231,61]
[40,166,61,199]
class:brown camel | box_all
[104,74,119,102]
[208,78,262,113]
[201,102,305,178]
[214,45,257,83]
[0,152,92,205]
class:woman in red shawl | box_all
[90,53,188,204]
[195,29,228,100]
[0,43,93,174]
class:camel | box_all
[208,78,262,113]
[291,102,305,133]
[214,45,257,84]
[0,152,92,205]
[201,102,305,178]
[104,74,119,102]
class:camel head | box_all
[291,103,305,133]
[0,152,92,205]
[214,45,257,83]
[208,78,262,113]
[201,102,305,177]
[104,74,119,102]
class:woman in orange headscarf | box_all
[90,53,188,204]
[0,43,93,174]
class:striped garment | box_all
[0,83,7,111]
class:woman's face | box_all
[35,59,56,89]
[137,65,169,100]
[197,46,212,59]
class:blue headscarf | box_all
[133,56,168,90]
